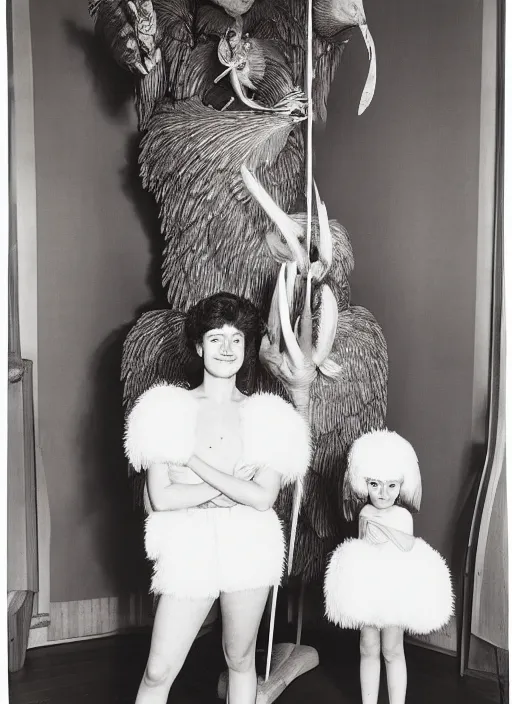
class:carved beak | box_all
[310,181,333,282]
[229,70,270,111]
[241,166,309,272]
[358,23,376,114]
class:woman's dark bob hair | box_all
[184,292,267,392]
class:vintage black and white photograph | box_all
[4,1,508,703]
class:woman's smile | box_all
[198,325,246,378]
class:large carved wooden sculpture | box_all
[90,0,387,697]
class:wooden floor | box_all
[9,626,502,704]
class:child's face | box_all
[366,478,401,509]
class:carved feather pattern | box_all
[92,0,388,583]
[139,98,304,308]
[90,0,145,72]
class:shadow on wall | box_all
[75,324,149,596]
[64,20,133,119]
[66,19,171,596]
[65,19,167,307]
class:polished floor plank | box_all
[9,627,501,704]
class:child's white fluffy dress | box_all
[324,430,454,635]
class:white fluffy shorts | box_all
[145,505,285,599]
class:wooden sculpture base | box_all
[217,643,319,704]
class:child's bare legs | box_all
[135,594,214,704]
[382,626,406,704]
[360,626,381,704]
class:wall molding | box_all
[10,0,51,620]
[407,617,458,655]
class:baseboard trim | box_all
[28,594,219,649]
[405,616,457,656]
[406,635,457,658]
[28,593,152,648]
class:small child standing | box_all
[324,430,454,704]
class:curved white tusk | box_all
[214,65,233,84]
[313,181,332,276]
[267,276,281,345]
[285,261,297,310]
[278,264,304,368]
[299,270,313,358]
[358,23,376,115]
[312,283,339,367]
[241,166,309,272]
[294,314,301,340]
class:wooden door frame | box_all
[8,0,51,643]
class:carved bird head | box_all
[217,23,266,90]
[216,26,308,116]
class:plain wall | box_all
[29,0,486,606]
[315,0,484,574]
[30,0,163,602]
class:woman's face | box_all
[197,325,245,379]
[366,478,401,509]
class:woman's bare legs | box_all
[135,594,215,704]
[220,587,270,704]
[381,626,406,704]
[360,626,381,704]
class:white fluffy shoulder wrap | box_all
[124,383,311,486]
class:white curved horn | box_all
[241,166,308,271]
[267,276,281,345]
[278,264,304,368]
[313,181,332,277]
[299,269,314,358]
[312,283,339,367]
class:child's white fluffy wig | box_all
[343,430,422,520]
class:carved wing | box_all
[139,97,305,309]
[136,0,203,128]
[290,305,388,580]
[121,309,192,414]
[90,0,147,72]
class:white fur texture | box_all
[124,384,197,471]
[346,430,422,510]
[240,393,311,485]
[124,384,311,484]
[145,505,285,598]
[324,537,454,635]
